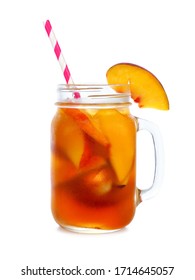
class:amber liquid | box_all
[51,106,137,231]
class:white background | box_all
[0,0,195,279]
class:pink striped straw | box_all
[44,20,74,85]
[44,20,80,98]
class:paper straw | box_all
[44,20,74,85]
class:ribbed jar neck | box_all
[56,84,132,108]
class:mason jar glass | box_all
[50,84,163,233]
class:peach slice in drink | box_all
[94,109,136,184]
[106,63,169,110]
[63,164,115,205]
[51,152,77,186]
[63,108,109,147]
[82,166,113,196]
[79,133,109,168]
[51,109,85,167]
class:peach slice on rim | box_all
[106,63,169,110]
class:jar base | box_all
[60,225,122,234]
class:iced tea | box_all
[51,85,138,232]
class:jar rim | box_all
[56,84,132,105]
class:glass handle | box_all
[136,118,164,203]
